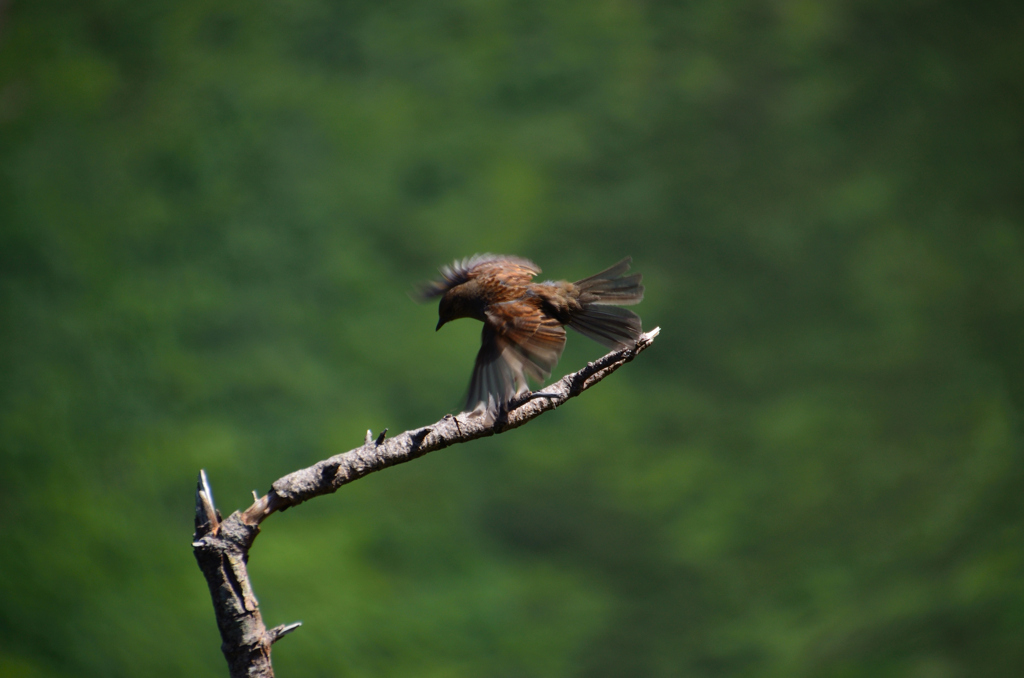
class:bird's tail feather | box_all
[569,257,645,348]
[573,257,645,306]
[568,304,642,349]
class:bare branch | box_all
[241,327,659,525]
[194,469,219,536]
[192,482,275,677]
[268,622,303,644]
[193,327,660,677]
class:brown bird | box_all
[419,254,644,417]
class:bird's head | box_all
[436,283,486,330]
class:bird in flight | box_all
[419,254,644,419]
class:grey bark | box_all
[192,327,660,677]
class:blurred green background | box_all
[2,0,1022,676]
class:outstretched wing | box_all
[485,299,566,384]
[417,254,540,300]
[465,298,566,418]
[465,324,518,418]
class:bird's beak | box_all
[436,319,446,331]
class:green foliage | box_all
[1,0,1022,675]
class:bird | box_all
[419,254,644,418]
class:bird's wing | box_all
[417,254,540,300]
[466,324,518,417]
[465,300,566,416]
[485,300,566,383]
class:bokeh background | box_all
[2,1,1022,676]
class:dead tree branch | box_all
[192,327,660,677]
